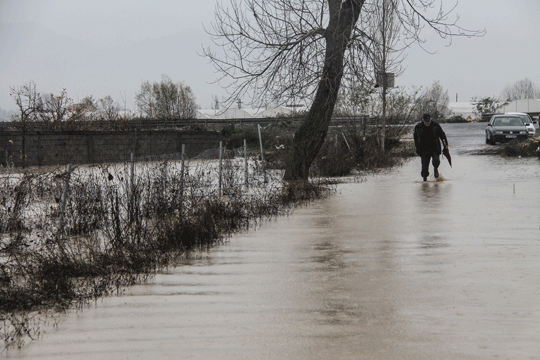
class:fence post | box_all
[342,132,352,153]
[219,141,223,197]
[180,144,185,204]
[363,117,367,138]
[128,153,135,223]
[258,124,267,183]
[58,163,72,230]
[181,144,185,183]
[244,139,248,187]
[130,153,135,192]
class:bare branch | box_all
[501,78,540,101]
[204,0,483,109]
[203,0,483,179]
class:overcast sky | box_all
[1,0,539,114]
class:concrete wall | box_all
[0,130,222,167]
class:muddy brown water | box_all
[6,123,540,359]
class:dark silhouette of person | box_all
[413,114,448,181]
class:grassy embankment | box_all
[475,129,540,157]
[500,130,540,157]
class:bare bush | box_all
[0,153,333,349]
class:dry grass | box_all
[0,155,334,350]
[0,122,412,350]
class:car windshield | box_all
[493,117,523,127]
[517,115,531,124]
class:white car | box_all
[506,112,536,136]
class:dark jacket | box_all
[413,120,448,155]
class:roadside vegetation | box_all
[0,155,325,349]
[501,135,540,158]
[0,119,413,350]
[470,133,540,158]
[1,74,467,350]
[223,120,415,177]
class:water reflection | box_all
[418,182,447,216]
[419,181,441,200]
[304,194,403,332]
[418,234,450,250]
[6,147,540,359]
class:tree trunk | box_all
[283,0,364,181]
[22,129,26,168]
[380,83,387,153]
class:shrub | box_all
[0,157,336,349]
[311,125,409,177]
[501,137,540,157]
[444,115,468,123]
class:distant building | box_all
[448,102,476,119]
[197,108,253,120]
[196,106,306,120]
[496,99,540,118]
[67,103,96,113]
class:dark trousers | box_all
[420,150,440,178]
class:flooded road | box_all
[7,123,540,359]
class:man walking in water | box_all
[413,113,449,181]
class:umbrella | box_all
[443,146,452,167]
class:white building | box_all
[197,108,253,119]
[196,106,306,120]
[496,99,540,117]
[448,102,476,119]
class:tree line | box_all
[472,78,540,116]
[339,77,540,123]
[335,80,452,125]
[7,75,199,130]
[5,77,199,167]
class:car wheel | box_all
[485,134,489,144]
[489,134,495,145]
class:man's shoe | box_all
[423,176,427,182]
[434,169,439,178]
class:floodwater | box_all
[6,123,540,360]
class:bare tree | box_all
[9,83,89,165]
[334,84,375,118]
[80,96,98,112]
[98,95,121,122]
[37,89,85,129]
[384,86,423,124]
[414,80,451,121]
[369,0,407,152]
[135,75,198,120]
[335,0,409,149]
[135,81,156,118]
[501,78,540,101]
[471,96,504,117]
[9,81,41,167]
[336,84,422,129]
[204,0,483,180]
